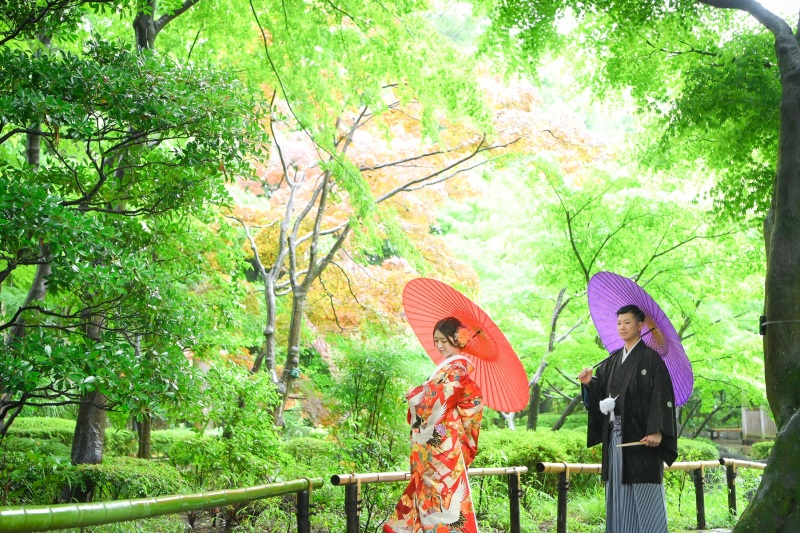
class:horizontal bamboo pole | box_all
[0,477,324,533]
[719,458,767,470]
[537,458,766,476]
[330,466,528,486]
[536,462,601,474]
[665,460,728,472]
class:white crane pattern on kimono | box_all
[411,398,447,446]
[420,480,467,527]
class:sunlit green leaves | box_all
[482,0,776,222]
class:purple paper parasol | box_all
[588,271,694,406]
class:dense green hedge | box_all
[473,428,722,497]
[64,456,189,501]
[149,428,197,457]
[474,428,601,494]
[2,435,72,458]
[5,418,197,458]
[7,417,136,456]
[676,437,719,462]
[6,417,76,446]
[750,441,774,460]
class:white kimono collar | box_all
[428,354,470,380]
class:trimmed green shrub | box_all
[104,429,136,457]
[473,428,602,494]
[63,456,188,502]
[676,437,719,462]
[6,417,137,457]
[282,436,339,475]
[150,428,196,458]
[7,417,75,446]
[750,440,773,460]
[536,411,590,432]
[2,435,72,458]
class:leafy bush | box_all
[282,437,338,474]
[63,456,188,502]
[168,434,227,489]
[169,432,288,491]
[676,437,719,462]
[6,417,137,457]
[474,428,602,495]
[326,334,434,532]
[150,428,196,458]
[750,440,773,460]
[162,359,286,496]
[6,417,75,446]
[2,435,71,458]
[104,429,136,457]
[0,445,69,505]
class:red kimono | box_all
[383,356,484,533]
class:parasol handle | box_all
[576,353,613,380]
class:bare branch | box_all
[186,27,203,63]
[359,144,470,172]
[556,318,584,344]
[330,260,365,309]
[317,273,345,332]
[154,0,203,34]
[555,367,580,387]
[226,215,270,283]
[0,127,28,145]
[376,136,521,202]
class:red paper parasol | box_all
[588,271,694,406]
[402,278,529,412]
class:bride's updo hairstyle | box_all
[433,317,466,348]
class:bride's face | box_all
[433,329,461,358]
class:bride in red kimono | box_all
[383,317,484,533]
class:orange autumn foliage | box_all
[228,73,609,336]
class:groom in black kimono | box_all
[579,304,678,532]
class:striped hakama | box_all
[605,418,668,533]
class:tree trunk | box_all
[133,0,157,50]
[1,79,52,429]
[61,306,106,502]
[730,9,800,530]
[526,358,549,430]
[527,289,570,429]
[25,34,50,172]
[527,382,541,430]
[136,414,152,459]
[253,273,280,384]
[8,245,50,341]
[61,391,107,502]
[735,411,800,531]
[551,393,581,432]
[274,292,306,426]
[26,126,42,169]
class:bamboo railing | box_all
[330,466,528,533]
[536,458,766,533]
[0,477,324,533]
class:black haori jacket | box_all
[583,342,679,484]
